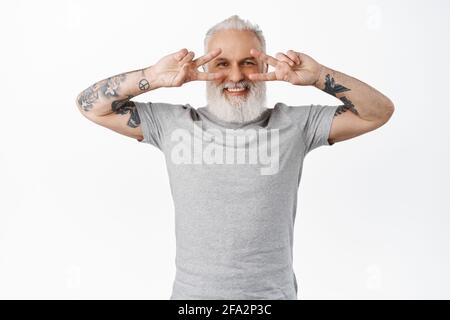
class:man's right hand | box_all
[149,48,224,88]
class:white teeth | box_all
[226,88,246,92]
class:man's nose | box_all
[226,65,245,83]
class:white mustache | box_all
[223,82,251,90]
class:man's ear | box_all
[264,63,268,73]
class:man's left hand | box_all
[248,48,323,86]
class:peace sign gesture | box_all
[248,48,323,86]
[149,48,225,88]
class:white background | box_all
[0,0,449,299]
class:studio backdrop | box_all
[0,0,449,299]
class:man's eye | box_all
[216,61,255,67]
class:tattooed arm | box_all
[313,66,395,144]
[76,48,223,141]
[247,49,394,145]
[76,67,158,141]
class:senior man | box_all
[76,15,394,300]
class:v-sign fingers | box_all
[250,48,279,67]
[193,48,222,68]
[248,71,277,81]
[286,50,301,65]
[194,70,224,81]
[275,52,296,68]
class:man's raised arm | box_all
[75,66,161,141]
[313,66,395,144]
[75,48,224,141]
[76,67,157,118]
[248,48,395,145]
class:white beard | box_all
[205,79,268,123]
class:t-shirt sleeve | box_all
[303,104,339,153]
[134,101,174,150]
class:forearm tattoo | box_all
[111,95,141,128]
[138,68,150,91]
[323,74,359,116]
[77,86,99,112]
[101,74,127,97]
[77,69,149,127]
[139,79,150,91]
[77,73,128,112]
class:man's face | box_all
[204,29,268,123]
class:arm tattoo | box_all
[78,69,148,129]
[138,69,150,91]
[335,96,358,116]
[324,74,350,96]
[322,74,359,117]
[77,74,127,111]
[101,74,127,97]
[77,86,99,112]
[139,78,150,91]
[78,68,149,112]
[111,95,141,128]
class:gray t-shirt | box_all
[135,101,338,300]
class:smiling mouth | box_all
[223,87,249,95]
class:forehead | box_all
[207,29,262,59]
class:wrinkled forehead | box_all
[206,29,263,59]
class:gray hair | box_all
[202,15,267,73]
[204,15,266,54]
